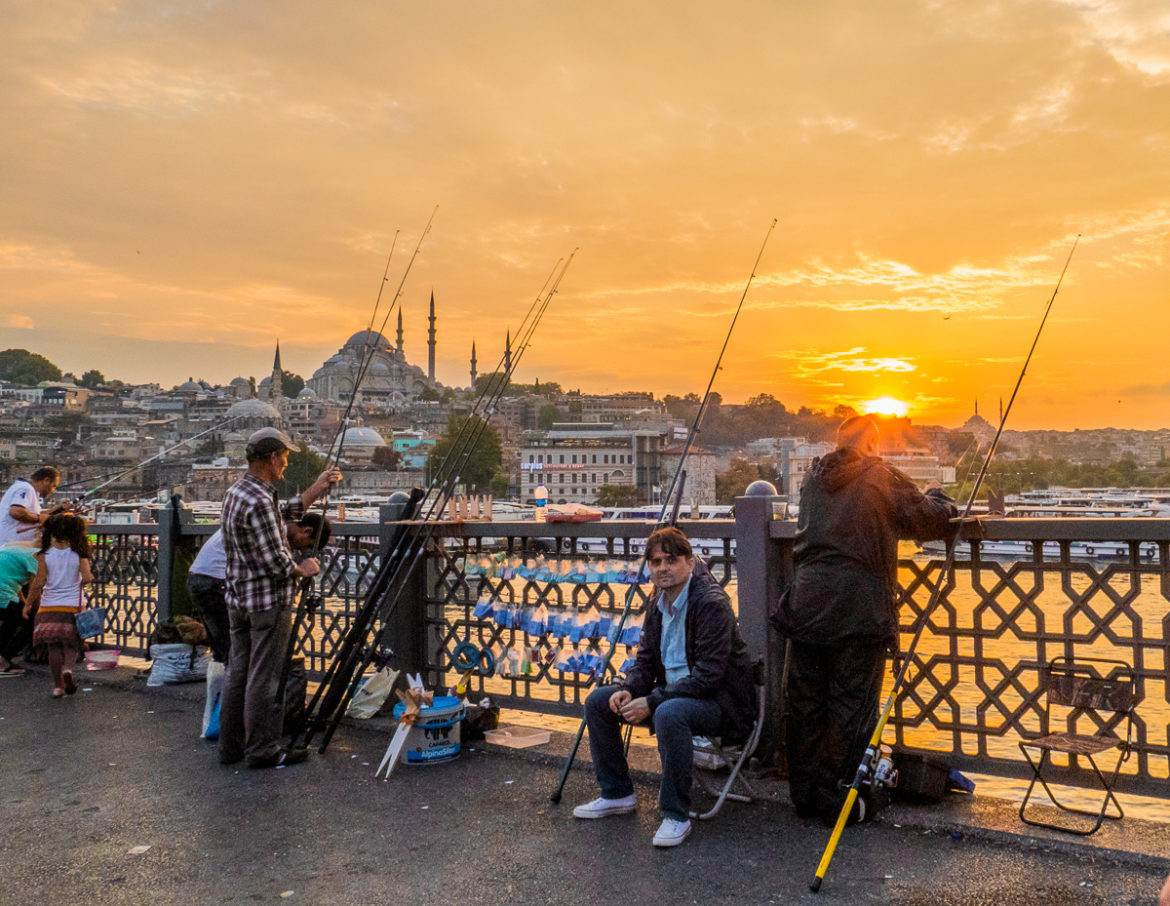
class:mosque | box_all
[299,293,486,411]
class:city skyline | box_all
[2,2,1168,430]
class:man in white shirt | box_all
[0,467,62,545]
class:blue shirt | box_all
[657,577,692,685]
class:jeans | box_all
[187,573,229,663]
[584,684,723,820]
[218,604,291,765]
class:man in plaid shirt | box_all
[219,427,340,769]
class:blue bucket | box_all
[391,695,465,764]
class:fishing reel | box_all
[303,591,325,614]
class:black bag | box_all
[461,699,501,741]
[282,657,307,736]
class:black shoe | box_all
[248,747,309,769]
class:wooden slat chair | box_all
[690,658,767,820]
[1018,656,1136,836]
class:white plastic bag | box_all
[345,667,400,719]
[147,643,210,686]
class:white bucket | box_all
[391,695,465,764]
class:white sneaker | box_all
[573,795,637,819]
[652,817,692,847]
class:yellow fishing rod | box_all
[810,234,1080,892]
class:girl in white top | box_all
[26,514,93,698]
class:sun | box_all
[861,397,910,417]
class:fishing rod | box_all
[289,258,566,748]
[57,414,246,504]
[299,254,574,752]
[550,218,778,803]
[293,254,575,751]
[810,234,1080,893]
[278,218,438,737]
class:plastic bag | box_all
[147,642,210,686]
[345,666,400,719]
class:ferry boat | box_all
[920,501,1165,561]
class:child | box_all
[24,514,93,698]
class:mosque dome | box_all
[225,398,282,420]
[177,380,203,393]
[342,426,387,448]
[344,330,391,352]
[370,362,391,375]
[296,387,318,400]
[230,377,250,388]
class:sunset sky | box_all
[2,1,1167,430]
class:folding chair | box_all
[1018,656,1136,836]
[690,658,767,820]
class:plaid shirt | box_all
[221,472,305,613]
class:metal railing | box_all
[85,501,1170,797]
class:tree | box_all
[715,457,769,504]
[277,445,328,497]
[280,370,305,398]
[79,369,105,389]
[419,387,441,402]
[595,484,639,507]
[0,349,62,385]
[537,404,562,429]
[427,415,502,492]
[371,446,401,469]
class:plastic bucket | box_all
[85,649,121,670]
[391,695,465,765]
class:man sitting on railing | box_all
[774,415,955,826]
[573,525,755,847]
[218,428,340,770]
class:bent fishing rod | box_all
[56,414,247,506]
[294,254,576,751]
[299,254,574,752]
[550,217,778,803]
[810,234,1080,893]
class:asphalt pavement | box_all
[1,664,1167,906]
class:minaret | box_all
[427,291,437,382]
[269,340,283,400]
[504,329,512,375]
[470,340,478,388]
[396,310,405,356]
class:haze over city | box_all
[2,1,1168,430]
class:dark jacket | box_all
[618,559,755,738]
[776,448,956,646]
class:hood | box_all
[808,447,880,493]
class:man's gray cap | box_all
[246,427,298,452]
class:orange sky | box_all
[1,1,1168,430]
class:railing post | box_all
[734,492,787,770]
[376,500,427,680]
[156,495,195,623]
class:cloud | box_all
[1,314,34,329]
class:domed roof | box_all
[224,431,245,442]
[370,361,390,375]
[342,426,387,448]
[177,380,203,393]
[225,398,281,420]
[344,330,391,352]
[296,387,318,400]
[229,376,250,388]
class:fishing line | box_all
[810,234,1080,892]
[550,218,778,803]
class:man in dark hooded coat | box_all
[775,415,955,824]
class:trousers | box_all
[785,639,887,820]
[584,684,723,820]
[218,604,291,766]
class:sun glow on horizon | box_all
[861,397,910,417]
